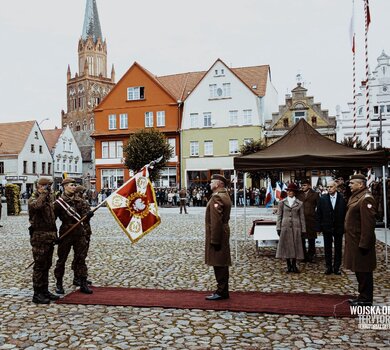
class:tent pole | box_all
[382,165,388,266]
[244,172,247,242]
[234,170,238,262]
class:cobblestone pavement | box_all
[0,207,389,349]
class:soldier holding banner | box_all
[54,178,93,295]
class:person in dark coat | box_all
[205,174,232,300]
[276,183,306,273]
[344,174,377,306]
[316,180,346,275]
[28,177,59,304]
[297,179,319,262]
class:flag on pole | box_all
[349,0,355,53]
[105,165,161,243]
[366,0,371,30]
[275,182,282,202]
[264,179,274,208]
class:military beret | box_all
[350,174,366,181]
[75,185,86,193]
[37,176,53,186]
[61,177,76,186]
[211,174,228,186]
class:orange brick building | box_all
[92,62,202,190]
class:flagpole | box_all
[234,170,238,262]
[351,0,357,147]
[364,0,371,150]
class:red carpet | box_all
[56,287,353,317]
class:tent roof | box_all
[234,119,387,170]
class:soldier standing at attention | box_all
[179,187,188,214]
[54,178,93,294]
[28,177,59,304]
[72,185,93,286]
[345,174,377,306]
[205,174,232,301]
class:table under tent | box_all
[233,119,389,265]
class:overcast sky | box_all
[0,0,389,129]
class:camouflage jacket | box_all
[28,191,57,232]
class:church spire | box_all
[82,0,103,43]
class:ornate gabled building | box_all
[61,0,115,187]
[264,83,336,145]
[337,50,390,149]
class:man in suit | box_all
[344,174,377,306]
[205,174,232,301]
[316,181,346,275]
[297,179,320,262]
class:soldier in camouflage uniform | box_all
[28,177,59,304]
[54,178,93,294]
[72,185,93,286]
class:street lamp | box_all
[38,118,50,127]
[372,110,386,148]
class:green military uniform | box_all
[54,178,91,294]
[28,177,59,304]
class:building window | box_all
[127,86,144,101]
[190,113,198,128]
[358,107,364,116]
[42,162,45,174]
[223,83,231,97]
[157,111,165,127]
[243,109,252,125]
[168,138,176,161]
[83,119,87,131]
[56,162,60,171]
[48,163,51,174]
[62,160,66,171]
[204,141,213,156]
[0,161,4,174]
[102,141,123,159]
[39,145,43,154]
[31,144,35,153]
[69,142,72,151]
[190,141,199,156]
[34,131,39,139]
[145,112,153,127]
[76,121,81,131]
[90,118,94,131]
[63,141,66,151]
[75,162,78,173]
[311,116,317,127]
[108,114,117,130]
[283,118,289,128]
[32,162,37,174]
[229,139,239,154]
[209,84,217,98]
[101,169,124,189]
[23,161,27,173]
[70,122,73,130]
[68,162,72,172]
[294,111,306,123]
[119,114,128,129]
[370,136,380,150]
[203,112,212,127]
[373,106,379,115]
[229,110,238,125]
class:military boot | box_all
[32,290,50,304]
[79,278,93,294]
[55,280,65,294]
[73,277,92,286]
[45,290,60,301]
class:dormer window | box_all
[127,86,144,101]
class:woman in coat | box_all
[276,183,306,273]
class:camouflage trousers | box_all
[54,232,88,282]
[30,231,56,292]
[71,229,92,279]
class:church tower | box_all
[62,0,115,185]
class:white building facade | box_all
[181,59,278,187]
[337,51,390,149]
[0,121,53,196]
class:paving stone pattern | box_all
[0,207,389,349]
